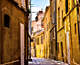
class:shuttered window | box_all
[37,38,39,45]
[41,35,43,44]
[58,7,60,29]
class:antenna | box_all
[41,8,43,11]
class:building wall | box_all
[57,0,67,63]
[69,1,80,64]
[56,0,80,65]
[50,0,56,60]
[36,32,44,58]
[63,0,80,65]
[31,42,35,57]
[43,17,47,58]
[0,0,28,64]
[36,13,44,31]
[0,0,1,63]
[57,29,66,62]
[31,11,44,58]
[32,21,37,33]
[43,6,50,58]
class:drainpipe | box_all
[77,0,80,48]
[0,0,2,64]
[55,0,57,60]
[29,0,32,59]
[69,14,73,65]
[25,0,29,65]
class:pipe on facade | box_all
[55,0,58,60]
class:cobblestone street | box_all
[28,57,68,65]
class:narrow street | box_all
[28,57,68,65]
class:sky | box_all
[31,0,50,21]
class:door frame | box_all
[66,31,70,64]
[20,23,25,65]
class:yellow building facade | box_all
[31,41,35,57]
[36,31,44,58]
[42,6,51,58]
[57,0,67,63]
[57,0,80,65]
[50,0,57,60]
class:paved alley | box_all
[28,57,68,65]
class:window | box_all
[49,22,50,29]
[79,0,80,3]
[53,29,54,38]
[77,7,79,14]
[65,0,68,13]
[4,14,10,28]
[21,0,25,8]
[37,38,39,45]
[41,23,44,26]
[72,0,75,5]
[44,32,45,39]
[46,24,48,31]
[61,42,64,57]
[60,0,62,2]
[62,11,64,26]
[74,23,76,34]
[46,18,47,23]
[58,7,60,29]
[54,28,55,39]
[48,23,49,29]
[53,12,56,24]
[35,38,36,43]
[57,43,59,53]
[41,35,43,44]
[35,16,38,21]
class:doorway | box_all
[20,23,24,65]
[61,42,64,61]
[66,31,70,64]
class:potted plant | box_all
[26,8,31,13]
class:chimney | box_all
[39,11,43,13]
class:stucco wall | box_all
[0,0,28,64]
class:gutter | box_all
[55,0,58,60]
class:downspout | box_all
[69,13,73,65]
[0,0,2,64]
[30,0,32,59]
[77,0,80,48]
[55,0,57,60]
[25,0,28,65]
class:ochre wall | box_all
[36,32,44,58]
[0,0,28,65]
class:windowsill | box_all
[4,27,10,30]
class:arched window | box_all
[4,14,10,28]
